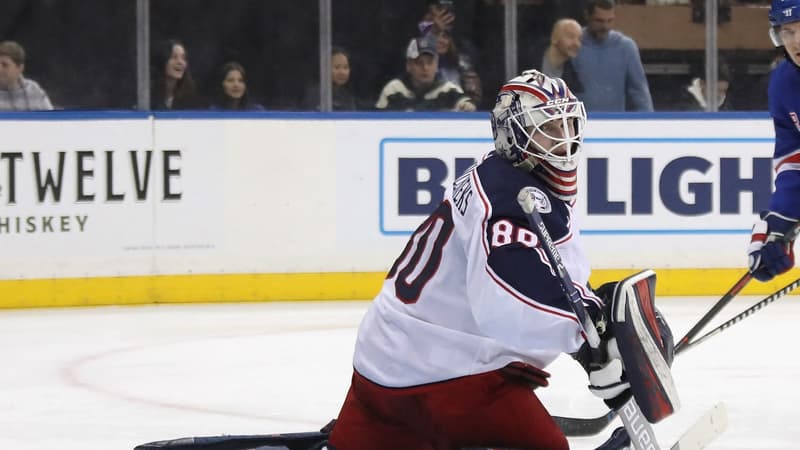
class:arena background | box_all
[0,111,796,308]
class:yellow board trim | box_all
[2,268,799,309]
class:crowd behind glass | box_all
[0,0,778,112]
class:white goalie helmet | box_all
[491,70,586,199]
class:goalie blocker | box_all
[609,269,679,423]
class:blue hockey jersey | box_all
[768,60,800,218]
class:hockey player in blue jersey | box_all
[748,0,800,281]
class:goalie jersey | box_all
[353,152,603,387]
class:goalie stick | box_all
[132,403,727,450]
[133,430,328,450]
[595,402,727,450]
[552,274,800,437]
[669,402,727,450]
[516,187,663,450]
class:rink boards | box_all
[0,111,796,308]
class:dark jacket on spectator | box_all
[303,83,363,111]
[375,73,471,111]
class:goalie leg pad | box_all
[610,269,679,423]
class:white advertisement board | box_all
[0,114,777,281]
[0,118,224,277]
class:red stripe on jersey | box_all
[776,150,800,172]
[501,84,549,103]
[471,169,493,257]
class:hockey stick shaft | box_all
[675,276,800,355]
[673,271,752,353]
[517,188,661,450]
[675,222,800,353]
[517,188,600,348]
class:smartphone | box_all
[438,0,454,14]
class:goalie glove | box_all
[587,337,631,410]
[748,211,798,282]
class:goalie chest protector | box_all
[611,269,680,423]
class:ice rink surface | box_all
[2,295,799,450]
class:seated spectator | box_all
[209,61,264,110]
[303,46,362,111]
[150,39,202,110]
[522,18,584,94]
[461,69,483,109]
[431,29,473,88]
[375,36,475,112]
[0,40,53,111]
[675,62,735,111]
[418,0,483,99]
[573,0,654,111]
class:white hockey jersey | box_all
[354,152,602,387]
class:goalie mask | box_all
[491,69,586,201]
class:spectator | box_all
[419,0,480,77]
[375,36,476,112]
[303,46,362,111]
[675,62,735,111]
[461,69,483,109]
[522,18,584,94]
[209,61,264,111]
[431,28,475,89]
[0,40,53,111]
[150,39,202,110]
[573,0,654,112]
[418,0,484,106]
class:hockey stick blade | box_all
[552,409,617,437]
[669,402,727,450]
[133,431,328,450]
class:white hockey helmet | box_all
[491,70,586,171]
[491,70,586,199]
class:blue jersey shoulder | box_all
[769,61,800,158]
[768,60,800,217]
[472,154,579,315]
[475,155,571,240]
